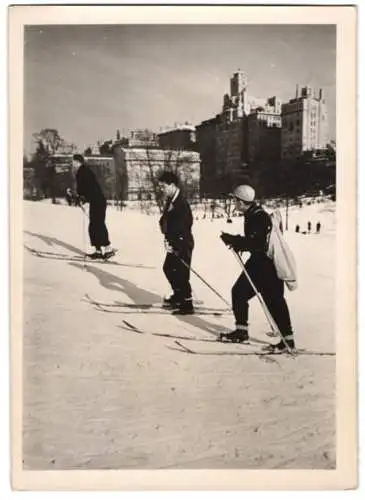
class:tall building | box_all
[215,119,248,181]
[281,85,329,160]
[216,71,254,186]
[217,72,281,188]
[246,97,282,196]
[196,72,331,197]
[221,70,247,121]
[247,96,282,164]
[222,70,267,121]
[195,116,220,196]
[196,70,278,195]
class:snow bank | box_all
[22,201,336,471]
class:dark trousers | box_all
[89,200,110,249]
[163,248,193,301]
[232,254,293,337]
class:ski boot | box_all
[172,298,194,315]
[86,250,103,260]
[103,249,116,260]
[218,329,249,344]
[262,338,296,354]
[162,294,180,309]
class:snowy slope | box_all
[22,200,336,470]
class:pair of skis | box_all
[119,317,283,361]
[119,318,335,359]
[84,294,231,317]
[27,243,332,358]
[83,294,335,358]
[172,340,335,358]
[84,295,301,359]
[25,246,120,265]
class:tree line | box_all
[23,128,336,204]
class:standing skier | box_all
[220,185,295,352]
[71,154,115,260]
[158,171,194,314]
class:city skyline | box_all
[24,24,336,155]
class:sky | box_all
[24,24,336,155]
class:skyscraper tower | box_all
[230,69,248,97]
[281,85,329,160]
[222,69,249,121]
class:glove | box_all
[164,240,175,254]
[74,194,86,205]
[168,235,191,256]
[220,232,243,252]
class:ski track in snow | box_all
[22,200,336,470]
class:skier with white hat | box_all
[220,184,295,352]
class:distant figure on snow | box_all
[316,222,321,234]
[307,221,312,234]
[210,200,217,220]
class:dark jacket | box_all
[76,164,105,204]
[235,203,272,254]
[159,190,194,252]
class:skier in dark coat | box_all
[72,154,115,260]
[220,185,295,352]
[158,171,194,314]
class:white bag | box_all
[267,211,298,291]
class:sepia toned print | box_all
[10,5,357,491]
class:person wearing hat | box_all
[71,154,115,260]
[220,185,295,352]
[158,170,194,314]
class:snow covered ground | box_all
[22,199,336,470]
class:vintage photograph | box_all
[10,4,357,491]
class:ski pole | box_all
[232,250,278,332]
[231,250,294,354]
[175,253,231,309]
[78,204,89,266]
[81,207,87,267]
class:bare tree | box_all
[115,138,200,215]
[112,145,128,210]
[33,128,65,155]
[163,147,200,203]
[145,145,164,213]
[31,128,75,203]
